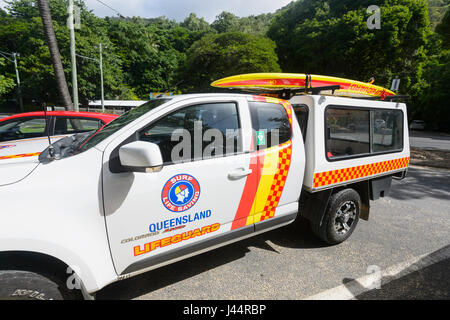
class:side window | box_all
[326,108,370,159]
[54,117,102,135]
[0,117,47,142]
[293,104,308,142]
[326,106,404,160]
[249,102,291,149]
[372,110,403,153]
[139,102,241,164]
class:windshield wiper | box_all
[38,132,93,163]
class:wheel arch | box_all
[299,180,371,227]
[0,250,71,286]
[0,246,100,295]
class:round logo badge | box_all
[161,174,200,212]
[0,144,15,150]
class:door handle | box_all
[228,168,252,180]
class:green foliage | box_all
[1,0,124,104]
[411,49,450,129]
[181,13,211,32]
[268,0,431,90]
[411,8,450,129]
[436,6,450,47]
[181,32,281,92]
[211,11,274,36]
[105,17,189,98]
[0,58,16,96]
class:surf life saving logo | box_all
[0,144,16,150]
[162,174,200,212]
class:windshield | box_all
[74,99,170,154]
[39,99,170,163]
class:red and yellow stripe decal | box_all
[255,142,292,222]
[313,157,410,188]
[0,152,41,161]
[231,97,293,230]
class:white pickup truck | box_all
[0,93,409,299]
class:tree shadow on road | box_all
[388,167,450,201]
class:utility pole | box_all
[76,43,105,113]
[99,43,105,113]
[12,53,24,113]
[0,50,24,112]
[68,0,79,111]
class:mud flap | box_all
[298,189,333,226]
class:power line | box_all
[92,0,126,18]
[76,53,98,62]
[0,51,14,62]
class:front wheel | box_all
[311,188,361,245]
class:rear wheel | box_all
[0,270,81,300]
[311,188,361,245]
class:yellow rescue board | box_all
[211,73,395,98]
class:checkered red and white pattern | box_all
[313,157,410,188]
[260,143,293,221]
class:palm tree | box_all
[37,0,73,109]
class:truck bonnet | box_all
[0,138,55,186]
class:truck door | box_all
[246,98,305,228]
[102,97,257,275]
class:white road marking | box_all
[304,245,450,300]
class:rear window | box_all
[326,106,403,160]
[372,110,403,153]
[326,108,370,158]
[249,102,291,149]
[54,117,103,135]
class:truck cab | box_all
[0,93,409,299]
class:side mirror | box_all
[119,141,163,171]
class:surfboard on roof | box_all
[210,73,395,99]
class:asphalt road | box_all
[409,130,450,151]
[97,165,450,300]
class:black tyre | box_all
[0,270,81,300]
[311,188,361,245]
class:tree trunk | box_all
[37,0,73,109]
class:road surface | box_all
[409,130,450,151]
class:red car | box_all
[0,111,118,143]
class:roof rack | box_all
[277,85,342,99]
[347,95,409,102]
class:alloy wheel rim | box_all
[334,201,357,235]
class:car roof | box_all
[0,111,119,123]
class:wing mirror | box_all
[119,141,163,172]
